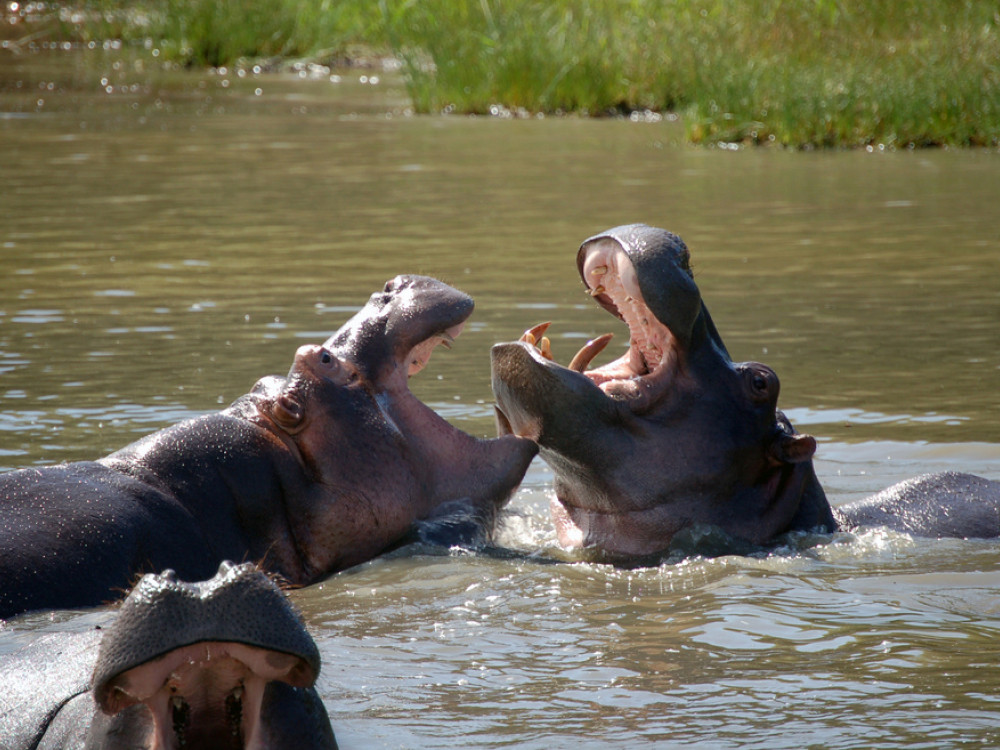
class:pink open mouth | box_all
[517,238,681,414]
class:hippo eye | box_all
[320,350,332,365]
[742,364,777,403]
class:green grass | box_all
[20,0,1000,148]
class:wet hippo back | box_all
[0,409,308,617]
[836,472,1000,538]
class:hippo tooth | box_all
[539,336,553,360]
[589,285,606,296]
[590,265,608,275]
[520,321,551,346]
[568,333,614,372]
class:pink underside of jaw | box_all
[550,495,682,555]
[380,319,530,506]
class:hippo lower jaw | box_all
[491,341,687,554]
[369,312,538,519]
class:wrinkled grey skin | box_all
[1,275,537,618]
[0,562,337,749]
[491,224,1000,557]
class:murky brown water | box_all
[2,46,1000,748]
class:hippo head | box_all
[248,275,537,575]
[92,561,331,748]
[491,225,833,557]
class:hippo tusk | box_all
[568,333,614,372]
[519,322,551,346]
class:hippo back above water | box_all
[0,275,537,618]
[491,224,1000,557]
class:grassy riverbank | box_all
[15,0,1000,148]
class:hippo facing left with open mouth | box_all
[491,224,1000,558]
[0,275,537,618]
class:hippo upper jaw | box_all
[326,274,476,384]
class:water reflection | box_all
[1,48,1000,749]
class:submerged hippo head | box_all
[492,225,833,557]
[245,275,537,576]
[92,561,334,748]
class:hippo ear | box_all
[271,393,305,434]
[768,431,816,466]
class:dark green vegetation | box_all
[8,0,1000,148]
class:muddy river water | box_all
[2,46,1000,748]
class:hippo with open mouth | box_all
[0,562,337,748]
[0,275,537,618]
[491,224,1000,557]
